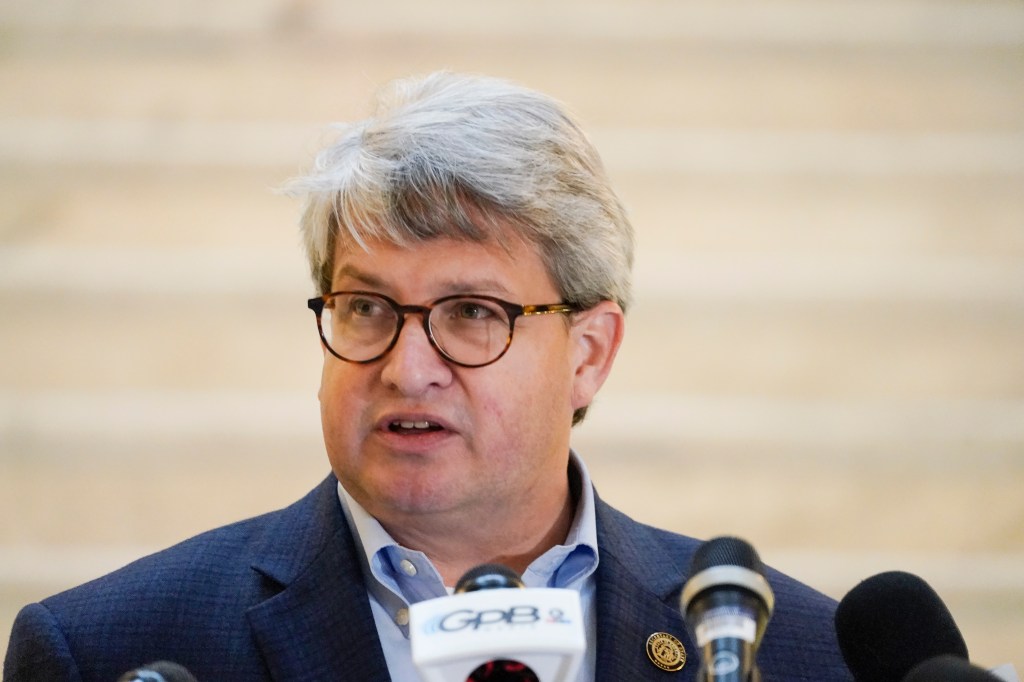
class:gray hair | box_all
[288,71,635,313]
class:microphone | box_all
[902,655,1002,682]
[679,536,775,682]
[457,564,526,593]
[834,571,969,682]
[116,661,198,682]
[409,563,586,682]
[456,565,534,682]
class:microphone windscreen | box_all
[455,563,525,593]
[835,571,969,682]
[690,535,765,573]
[117,661,198,682]
[903,655,1002,682]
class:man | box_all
[4,72,851,680]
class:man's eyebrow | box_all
[332,265,514,298]
[332,264,386,288]
[437,279,514,297]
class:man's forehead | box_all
[332,237,500,272]
[328,235,553,298]
[331,229,536,265]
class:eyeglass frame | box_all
[307,290,581,368]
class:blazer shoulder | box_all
[4,475,348,682]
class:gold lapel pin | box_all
[646,632,687,672]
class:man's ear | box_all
[569,300,625,412]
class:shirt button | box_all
[395,608,410,626]
[400,559,418,577]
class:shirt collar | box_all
[337,450,599,618]
[521,451,599,589]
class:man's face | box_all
[318,235,599,529]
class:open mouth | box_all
[388,420,445,435]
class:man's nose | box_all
[379,314,453,394]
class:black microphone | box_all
[680,536,775,682]
[116,661,198,682]
[903,655,1003,682]
[834,570,969,682]
[455,563,526,593]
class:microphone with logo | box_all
[116,661,198,682]
[680,536,775,682]
[409,563,586,682]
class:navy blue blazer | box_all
[5,474,851,681]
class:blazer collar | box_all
[245,475,392,681]
[594,494,701,681]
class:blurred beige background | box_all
[2,0,1022,672]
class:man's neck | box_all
[379,485,576,587]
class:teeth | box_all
[395,420,433,429]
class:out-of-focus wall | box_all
[2,0,1022,670]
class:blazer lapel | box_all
[245,476,392,681]
[594,497,701,682]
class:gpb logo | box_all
[435,606,541,632]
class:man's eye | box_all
[350,298,385,316]
[455,301,495,320]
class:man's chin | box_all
[358,477,469,519]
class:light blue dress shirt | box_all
[337,451,600,682]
